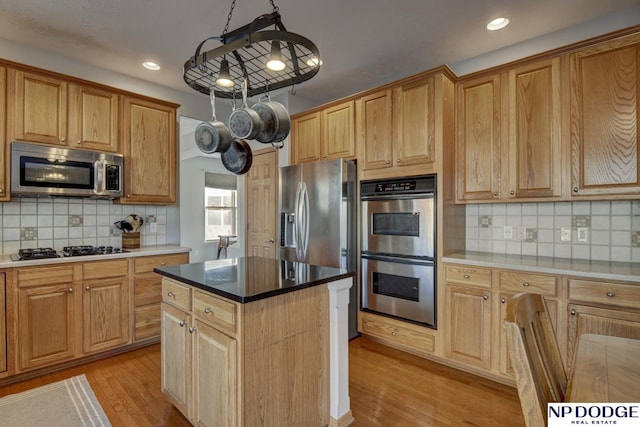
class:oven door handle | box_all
[361,253,434,266]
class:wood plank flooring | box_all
[0,337,525,426]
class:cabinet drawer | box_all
[568,278,640,309]
[193,290,237,335]
[83,259,128,279]
[499,271,557,296]
[135,276,162,307]
[445,265,491,288]
[17,265,74,288]
[361,313,435,353]
[162,278,191,311]
[134,304,161,341]
[134,253,188,274]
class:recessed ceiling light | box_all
[487,17,509,31]
[142,61,161,71]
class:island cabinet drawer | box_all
[17,265,74,288]
[361,313,435,354]
[498,270,558,296]
[162,278,191,310]
[193,290,237,335]
[83,259,128,279]
[568,278,640,309]
[444,264,491,288]
[134,253,189,274]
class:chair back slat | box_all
[504,293,567,427]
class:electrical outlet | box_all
[577,227,589,243]
[515,226,526,241]
[150,222,157,233]
[503,226,513,240]
[561,227,571,242]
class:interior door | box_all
[246,148,278,258]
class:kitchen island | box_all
[154,256,354,427]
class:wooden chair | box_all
[503,293,567,427]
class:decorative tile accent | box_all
[21,227,38,241]
[68,215,83,227]
[572,215,591,227]
[525,229,538,242]
[632,231,640,247]
[478,215,492,228]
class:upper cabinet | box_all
[119,96,177,204]
[0,66,8,201]
[291,99,355,164]
[456,57,562,202]
[567,33,640,198]
[359,74,443,180]
[8,69,119,151]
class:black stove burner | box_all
[62,245,122,257]
[13,247,59,261]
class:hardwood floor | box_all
[0,337,525,426]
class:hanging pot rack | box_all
[183,8,321,99]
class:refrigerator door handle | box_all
[300,182,310,260]
[294,182,302,260]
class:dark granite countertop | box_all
[154,256,354,303]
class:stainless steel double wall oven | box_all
[361,175,436,328]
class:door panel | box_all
[246,148,278,258]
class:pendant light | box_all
[216,58,235,87]
[183,0,320,99]
[266,41,286,71]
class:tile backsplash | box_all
[0,198,167,254]
[465,200,640,263]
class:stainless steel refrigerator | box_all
[279,158,358,339]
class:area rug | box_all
[0,374,111,426]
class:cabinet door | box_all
[121,96,176,204]
[358,89,393,171]
[456,74,502,201]
[507,58,562,199]
[291,111,321,164]
[67,84,119,152]
[17,284,76,371]
[445,285,492,370]
[566,304,640,372]
[192,319,237,427]
[161,302,192,419]
[0,273,5,373]
[394,77,435,168]
[322,100,355,160]
[0,66,7,201]
[10,69,68,145]
[83,276,130,353]
[568,34,640,197]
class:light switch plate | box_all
[561,227,571,242]
[577,227,589,243]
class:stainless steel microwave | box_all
[11,141,124,199]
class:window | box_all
[204,172,237,242]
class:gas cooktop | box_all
[10,245,123,261]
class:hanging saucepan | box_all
[228,79,261,140]
[252,96,291,144]
[195,91,232,154]
[221,139,253,175]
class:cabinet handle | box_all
[573,186,579,193]
[463,274,470,279]
[501,297,506,304]
[85,286,91,291]
[77,140,82,145]
[522,282,530,287]
[509,190,515,196]
[189,326,196,333]
[493,192,498,197]
[396,159,400,164]
[482,294,489,300]
[61,138,66,143]
[160,262,167,266]
[385,160,390,165]
[0,188,4,193]
[204,308,212,314]
[606,292,616,298]
[68,288,73,293]
[167,291,175,298]
[179,320,185,327]
[570,309,577,316]
[391,331,397,336]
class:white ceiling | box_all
[1,0,640,107]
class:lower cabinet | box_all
[0,273,5,374]
[361,311,436,356]
[15,260,130,373]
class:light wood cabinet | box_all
[0,66,7,201]
[161,300,192,418]
[456,57,562,202]
[133,253,189,341]
[567,32,640,198]
[120,96,177,204]
[8,69,119,151]
[291,100,355,164]
[360,311,436,356]
[359,75,441,179]
[0,273,5,374]
[15,260,129,372]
